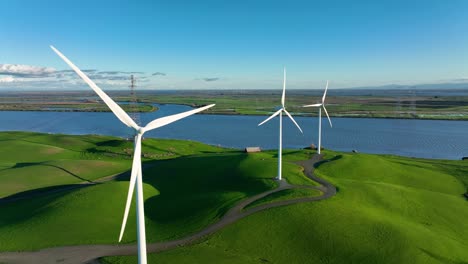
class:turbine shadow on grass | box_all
[95,139,126,147]
[81,139,134,159]
[141,140,234,156]
[84,148,131,159]
[119,153,276,225]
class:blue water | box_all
[0,104,467,160]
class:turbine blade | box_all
[323,106,333,127]
[283,109,303,134]
[303,103,322,107]
[143,104,215,132]
[118,134,142,242]
[281,67,286,107]
[50,46,139,130]
[258,109,282,126]
[322,80,329,103]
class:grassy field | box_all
[0,131,230,198]
[1,131,468,263]
[0,132,313,251]
[243,188,323,210]
[0,91,156,112]
[102,151,468,264]
[145,92,468,120]
[0,102,157,113]
[0,132,129,198]
[1,90,467,120]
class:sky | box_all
[1,0,468,90]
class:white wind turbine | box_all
[303,81,332,154]
[258,68,303,180]
[51,46,215,264]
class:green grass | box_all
[0,132,129,197]
[137,93,468,120]
[0,102,157,113]
[1,91,468,120]
[238,150,318,186]
[0,131,229,197]
[0,159,129,197]
[0,132,312,251]
[3,131,468,263]
[103,151,468,264]
[317,152,468,195]
[0,182,146,249]
[244,188,322,210]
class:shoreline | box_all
[0,107,465,121]
[0,130,465,161]
[0,100,467,121]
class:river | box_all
[0,104,467,160]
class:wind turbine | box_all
[258,68,303,181]
[50,46,215,264]
[303,81,332,154]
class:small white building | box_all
[245,147,261,153]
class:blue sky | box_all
[1,0,468,90]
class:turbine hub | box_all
[135,127,144,135]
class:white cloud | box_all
[0,76,14,83]
[0,64,56,77]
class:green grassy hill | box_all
[103,152,468,264]
[0,131,232,198]
[1,132,467,264]
[0,132,312,251]
[0,132,127,197]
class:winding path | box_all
[0,154,336,264]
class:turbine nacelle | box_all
[135,127,144,135]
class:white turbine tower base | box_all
[51,46,215,264]
[303,80,332,154]
[258,68,303,180]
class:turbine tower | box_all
[258,68,303,180]
[303,81,332,154]
[51,46,215,264]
